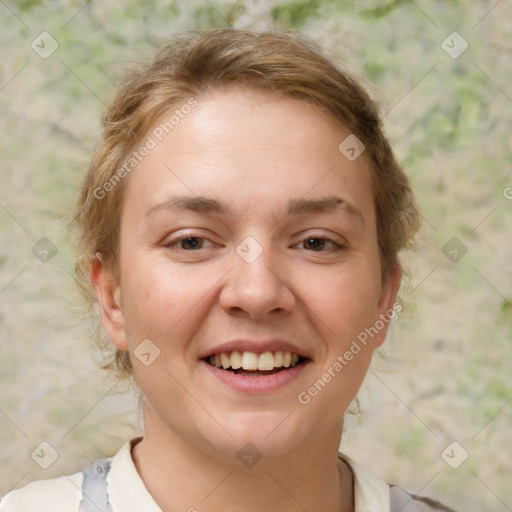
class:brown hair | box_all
[72,28,420,379]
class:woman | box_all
[0,28,457,512]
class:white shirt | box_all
[0,438,435,512]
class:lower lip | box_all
[201,360,309,393]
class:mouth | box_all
[203,350,308,377]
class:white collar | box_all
[106,437,161,512]
[339,452,390,511]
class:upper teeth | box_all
[208,351,300,371]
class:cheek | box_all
[120,263,205,394]
[314,265,382,337]
[121,258,213,341]
[301,273,380,413]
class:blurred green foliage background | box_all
[1,1,511,510]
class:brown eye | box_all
[294,235,346,253]
[303,238,327,251]
[179,237,203,250]
[164,235,215,251]
[299,237,344,252]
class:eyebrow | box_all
[145,194,363,222]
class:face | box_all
[92,87,400,464]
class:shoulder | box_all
[0,438,148,512]
[0,471,84,512]
[338,452,458,512]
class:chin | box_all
[199,409,311,466]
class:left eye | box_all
[296,237,342,251]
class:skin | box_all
[91,86,401,512]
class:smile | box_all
[204,350,307,378]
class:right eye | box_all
[163,235,216,251]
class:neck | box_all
[131,407,354,512]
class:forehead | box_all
[121,87,375,222]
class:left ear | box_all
[373,261,402,349]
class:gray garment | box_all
[78,458,113,512]
[78,458,457,512]
[389,485,458,512]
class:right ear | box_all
[89,253,128,351]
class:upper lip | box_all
[199,339,310,359]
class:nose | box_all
[219,237,295,319]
